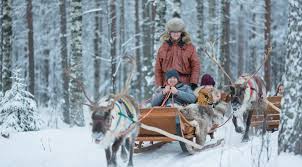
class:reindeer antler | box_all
[201,46,234,85]
[112,55,137,103]
[241,46,272,86]
[64,68,96,107]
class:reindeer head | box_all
[222,84,247,112]
[89,96,115,143]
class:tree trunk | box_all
[94,0,101,101]
[110,0,117,94]
[278,0,302,155]
[250,12,257,73]
[119,0,125,89]
[59,0,70,124]
[196,0,204,52]
[134,0,141,99]
[220,0,231,84]
[27,0,35,95]
[42,49,50,105]
[208,0,216,44]
[173,0,181,18]
[2,0,13,94]
[154,0,166,52]
[0,0,3,92]
[237,4,244,77]
[69,0,84,127]
[264,0,271,91]
[142,0,154,99]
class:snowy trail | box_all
[0,123,301,167]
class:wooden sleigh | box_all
[251,96,281,131]
[135,107,223,154]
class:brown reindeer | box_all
[69,56,139,167]
[223,74,267,142]
[202,45,271,142]
[89,95,139,167]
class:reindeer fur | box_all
[178,103,226,146]
[224,75,267,142]
[91,95,139,167]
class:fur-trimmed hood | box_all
[160,31,192,45]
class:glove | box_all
[190,83,198,90]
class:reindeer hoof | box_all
[235,127,243,133]
[242,136,249,142]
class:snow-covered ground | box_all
[1,121,302,167]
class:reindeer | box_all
[202,45,271,142]
[89,95,140,167]
[69,56,139,167]
[223,74,267,142]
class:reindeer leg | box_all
[110,137,124,167]
[242,110,253,142]
[127,137,136,167]
[105,148,111,167]
[121,139,129,162]
[232,116,243,133]
[128,126,140,167]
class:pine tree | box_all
[69,0,84,127]
[2,0,13,94]
[0,70,42,134]
[278,0,302,155]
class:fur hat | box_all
[200,74,215,86]
[165,18,186,32]
[165,69,180,80]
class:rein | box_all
[111,92,174,138]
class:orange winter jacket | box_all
[155,42,201,87]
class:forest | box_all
[0,0,302,166]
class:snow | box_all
[1,121,302,167]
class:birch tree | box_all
[196,0,204,53]
[134,0,142,99]
[0,0,3,92]
[142,0,155,99]
[154,0,166,50]
[69,0,84,127]
[93,0,101,101]
[1,0,12,94]
[278,0,302,155]
[110,0,117,94]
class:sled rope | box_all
[138,92,172,122]
[217,111,234,129]
[140,123,204,149]
[264,98,281,113]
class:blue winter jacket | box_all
[151,83,197,107]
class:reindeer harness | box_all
[110,97,137,133]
